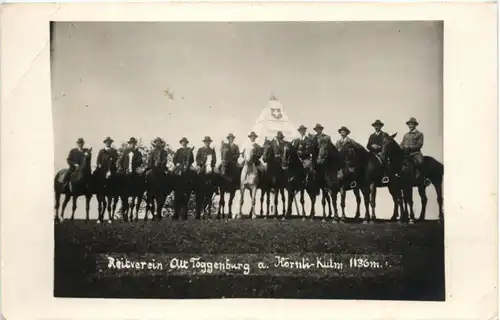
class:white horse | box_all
[238,145,259,219]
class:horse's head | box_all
[262,138,273,163]
[281,142,291,170]
[317,138,331,164]
[81,147,92,170]
[380,133,400,162]
[220,141,231,175]
[341,141,359,173]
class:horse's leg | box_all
[96,194,103,222]
[259,188,265,217]
[195,189,203,220]
[273,188,280,218]
[320,189,326,218]
[106,195,113,222]
[218,190,225,219]
[85,194,92,222]
[300,189,306,219]
[308,188,317,219]
[70,195,78,221]
[121,196,129,222]
[406,186,415,223]
[370,183,378,220]
[361,185,371,222]
[434,180,444,222]
[61,193,71,221]
[286,188,294,219]
[280,188,286,216]
[250,187,257,219]
[156,194,165,222]
[228,190,236,219]
[238,187,245,218]
[417,184,428,221]
[54,190,61,222]
[112,196,118,220]
[325,189,333,219]
[340,187,347,220]
[266,190,271,217]
[353,187,361,220]
[331,187,339,221]
[135,195,143,222]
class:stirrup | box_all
[349,181,357,189]
[381,176,390,184]
[424,178,431,186]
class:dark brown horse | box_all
[93,157,120,223]
[316,137,344,221]
[145,153,171,221]
[261,138,288,218]
[380,133,444,223]
[119,155,146,222]
[284,142,321,219]
[337,141,371,222]
[54,148,94,222]
[172,146,196,220]
[194,153,217,219]
[217,142,241,219]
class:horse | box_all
[54,148,94,222]
[261,138,288,218]
[316,137,344,221]
[365,135,405,222]
[381,133,444,223]
[93,157,120,223]
[217,142,241,219]
[172,147,196,220]
[194,154,217,219]
[145,152,171,221]
[119,152,146,222]
[238,144,260,219]
[337,141,371,222]
[285,143,321,219]
[257,139,273,217]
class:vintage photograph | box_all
[52,21,444,300]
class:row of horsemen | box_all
[56,116,440,222]
[64,118,425,186]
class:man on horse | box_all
[196,136,217,173]
[119,137,143,174]
[400,117,425,180]
[217,133,241,173]
[96,136,118,174]
[146,137,169,175]
[173,137,195,174]
[292,125,314,159]
[313,123,330,145]
[366,120,389,183]
[335,126,364,152]
[241,131,264,179]
[64,137,90,187]
[271,131,289,158]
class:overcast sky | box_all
[51,21,443,218]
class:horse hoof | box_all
[108,220,112,224]
[97,220,101,224]
[409,220,415,225]
[362,220,368,224]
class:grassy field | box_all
[54,218,445,300]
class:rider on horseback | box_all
[173,137,195,175]
[366,120,390,183]
[196,136,217,173]
[63,137,90,187]
[292,125,313,160]
[241,131,264,180]
[335,126,364,182]
[217,133,240,175]
[96,137,118,176]
[146,137,169,176]
[119,137,143,174]
[400,117,426,182]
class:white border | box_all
[1,3,498,320]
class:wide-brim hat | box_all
[313,123,324,131]
[406,117,419,125]
[202,136,213,143]
[338,126,351,134]
[103,136,114,144]
[76,137,85,144]
[248,131,258,138]
[371,120,384,127]
[154,137,165,144]
[298,125,307,131]
[227,133,235,140]
[276,131,284,138]
[128,137,138,144]
[179,137,189,144]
